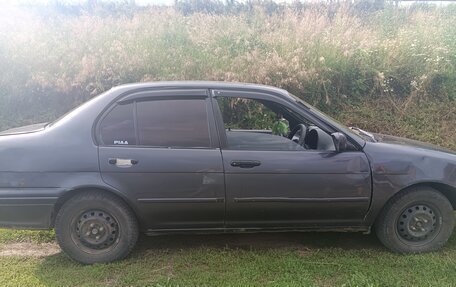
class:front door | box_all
[212,90,371,228]
[97,90,225,230]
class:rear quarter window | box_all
[99,103,136,146]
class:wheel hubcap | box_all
[75,210,119,250]
[397,204,437,242]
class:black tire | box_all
[55,191,139,264]
[375,186,455,254]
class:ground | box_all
[0,229,455,287]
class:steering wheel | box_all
[288,124,307,146]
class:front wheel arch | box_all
[375,185,455,253]
[377,182,456,220]
[372,182,456,229]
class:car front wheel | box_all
[375,186,455,253]
[55,191,139,264]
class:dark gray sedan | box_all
[0,82,455,264]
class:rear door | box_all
[97,89,225,231]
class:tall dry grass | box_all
[0,4,455,148]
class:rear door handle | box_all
[108,158,138,168]
[230,160,261,168]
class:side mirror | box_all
[331,132,347,152]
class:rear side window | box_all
[98,98,211,148]
[136,99,210,148]
[99,103,136,146]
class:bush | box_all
[0,3,455,149]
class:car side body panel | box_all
[222,150,372,227]
[99,147,225,230]
[0,82,454,232]
[0,89,115,228]
[362,141,456,223]
[0,128,102,228]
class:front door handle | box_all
[230,160,261,168]
[108,158,138,168]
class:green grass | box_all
[0,230,455,286]
[0,229,55,244]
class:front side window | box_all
[216,96,335,152]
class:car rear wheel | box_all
[55,191,139,264]
[375,186,455,253]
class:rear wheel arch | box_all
[51,186,142,229]
[54,189,139,264]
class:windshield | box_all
[288,93,372,142]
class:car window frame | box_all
[210,89,354,152]
[95,89,220,150]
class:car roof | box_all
[111,81,290,97]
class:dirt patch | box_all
[0,242,60,257]
[137,232,381,252]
